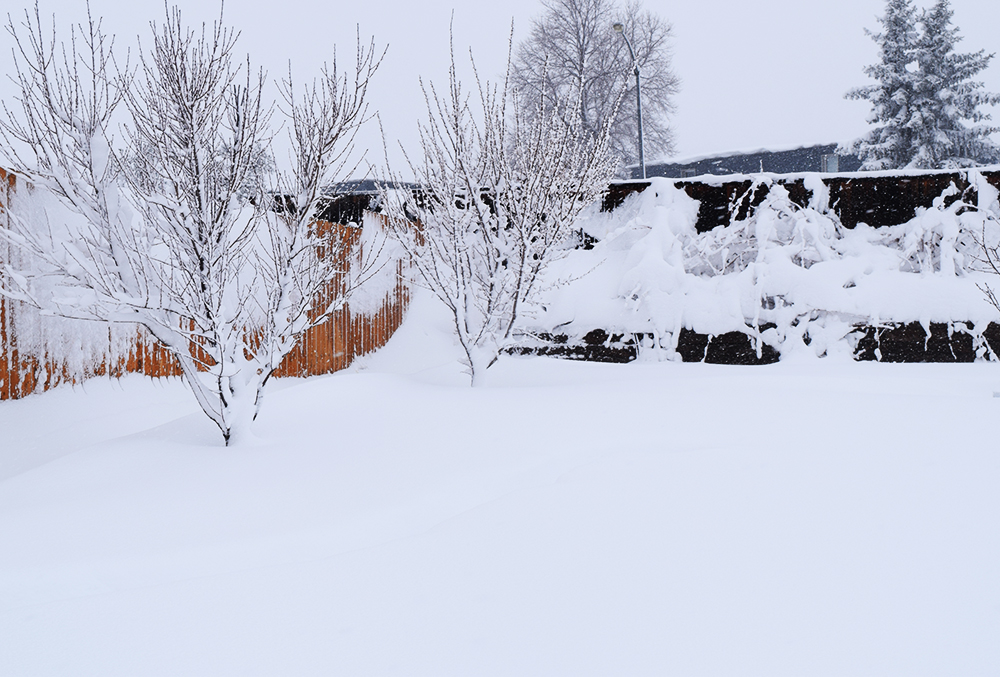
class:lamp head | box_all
[612,23,624,33]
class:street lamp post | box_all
[613,22,645,180]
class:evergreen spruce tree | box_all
[907,0,1000,168]
[845,0,919,170]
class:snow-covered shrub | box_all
[534,171,1000,362]
[872,182,979,275]
[685,178,841,278]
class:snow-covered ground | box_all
[2,289,999,676]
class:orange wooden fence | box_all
[0,169,410,400]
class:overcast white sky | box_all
[2,0,999,171]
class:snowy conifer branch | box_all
[844,0,1000,170]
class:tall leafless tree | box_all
[512,0,679,169]
[0,4,382,444]
[380,29,620,385]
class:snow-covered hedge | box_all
[529,171,1000,362]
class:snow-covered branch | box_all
[381,27,619,385]
[0,5,383,444]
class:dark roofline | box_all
[636,143,862,179]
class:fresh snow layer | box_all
[1,289,999,676]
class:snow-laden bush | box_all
[684,178,840,278]
[534,171,1000,361]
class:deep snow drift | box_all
[1,289,999,676]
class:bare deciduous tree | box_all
[380,30,620,385]
[0,4,382,444]
[512,0,679,168]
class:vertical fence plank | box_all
[0,296,10,402]
[0,170,13,400]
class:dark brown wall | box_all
[604,169,1000,232]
